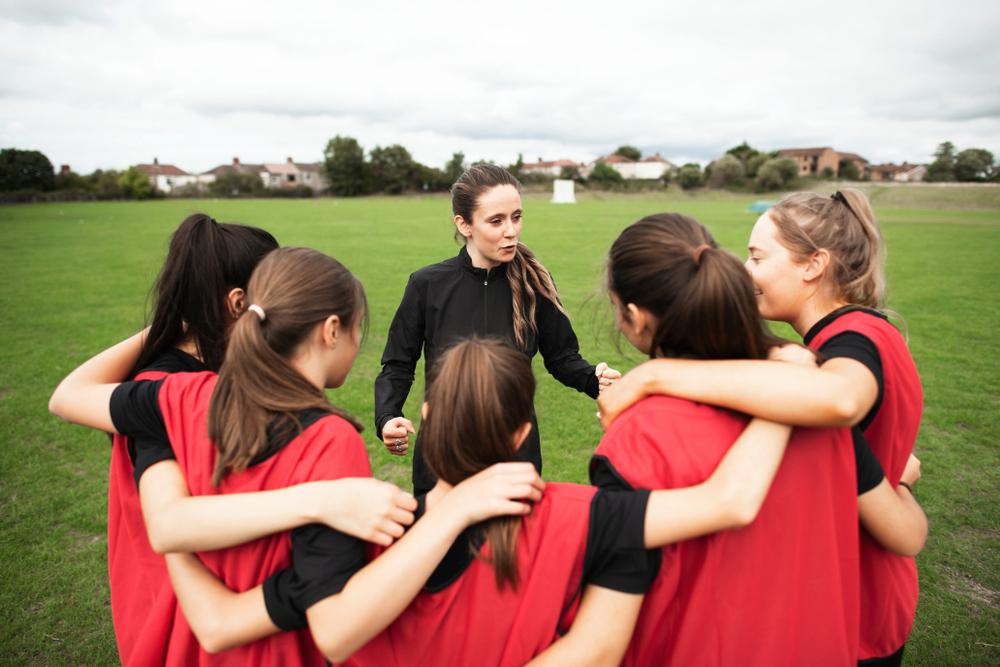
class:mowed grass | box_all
[1,189,998,665]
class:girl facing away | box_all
[374,164,620,495]
[591,213,926,666]
[50,247,543,665]
[600,193,924,666]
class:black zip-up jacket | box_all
[375,246,600,494]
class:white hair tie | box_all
[247,304,266,321]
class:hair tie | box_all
[247,304,266,321]
[692,244,712,266]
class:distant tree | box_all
[54,168,88,191]
[820,166,835,179]
[444,152,466,184]
[746,153,769,178]
[676,163,704,190]
[507,153,525,178]
[613,145,642,161]
[0,148,55,191]
[369,144,421,194]
[725,141,760,167]
[925,141,957,182]
[208,171,265,197]
[754,157,799,192]
[559,164,581,181]
[707,154,745,188]
[588,161,624,186]
[323,135,369,196]
[83,169,125,199]
[954,148,995,182]
[838,159,861,181]
[118,167,153,199]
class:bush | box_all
[613,145,641,161]
[707,155,745,189]
[0,148,55,191]
[559,165,581,181]
[754,157,799,192]
[676,163,703,190]
[208,171,265,197]
[266,185,315,198]
[955,148,994,182]
[838,159,861,181]
[118,167,153,200]
[746,153,769,178]
[587,161,624,187]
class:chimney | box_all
[233,157,240,166]
[287,156,294,164]
[153,157,159,166]
[60,164,71,175]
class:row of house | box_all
[135,157,328,193]
[775,147,926,182]
[521,153,677,180]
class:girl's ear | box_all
[225,288,246,319]
[321,314,342,348]
[454,215,472,239]
[420,401,429,420]
[625,302,652,337]
[802,249,832,284]
[511,421,533,450]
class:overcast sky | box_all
[2,0,998,174]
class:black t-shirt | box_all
[804,307,887,431]
[591,427,884,496]
[262,487,660,631]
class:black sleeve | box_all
[109,380,176,485]
[261,523,367,629]
[589,455,635,491]
[819,331,884,430]
[536,292,600,399]
[584,489,661,594]
[853,427,885,496]
[374,274,426,439]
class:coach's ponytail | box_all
[451,164,566,351]
[421,338,535,590]
[769,189,886,308]
[608,213,779,360]
[135,213,278,374]
[207,248,366,485]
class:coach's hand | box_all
[382,417,415,456]
[595,362,622,396]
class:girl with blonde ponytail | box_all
[375,163,620,495]
[598,200,926,665]
[50,247,544,665]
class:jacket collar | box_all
[458,245,506,280]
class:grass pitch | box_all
[1,188,997,665]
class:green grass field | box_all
[1,188,998,665]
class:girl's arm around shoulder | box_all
[858,451,928,557]
[525,584,643,667]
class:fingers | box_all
[394,491,418,512]
[389,506,415,527]
[595,362,608,377]
[602,369,622,380]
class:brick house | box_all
[868,163,926,182]
[521,158,583,177]
[777,147,841,177]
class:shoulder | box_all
[138,348,207,377]
[293,413,371,479]
[160,370,218,402]
[410,254,462,283]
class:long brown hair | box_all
[134,213,278,374]
[768,189,886,308]
[207,247,366,485]
[421,338,535,590]
[451,164,566,350]
[607,213,779,360]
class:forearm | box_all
[635,359,860,427]
[644,418,792,547]
[146,483,320,554]
[859,482,928,557]
[307,507,467,662]
[49,330,147,431]
[165,553,278,654]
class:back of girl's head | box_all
[208,247,366,485]
[136,213,278,373]
[608,213,777,360]
[769,189,885,308]
[450,164,522,225]
[422,338,534,589]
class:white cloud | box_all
[1,0,998,173]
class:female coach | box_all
[375,164,619,495]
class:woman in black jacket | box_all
[375,164,619,494]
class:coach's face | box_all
[455,184,522,270]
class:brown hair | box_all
[451,164,566,350]
[421,338,535,590]
[207,247,366,485]
[768,189,886,308]
[607,213,780,360]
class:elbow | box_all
[313,626,355,664]
[894,518,929,558]
[828,395,863,427]
[192,618,233,655]
[719,483,764,529]
[48,386,67,420]
[145,518,179,555]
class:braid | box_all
[508,243,565,350]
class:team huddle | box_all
[49,164,927,666]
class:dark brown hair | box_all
[207,247,366,485]
[607,213,779,360]
[421,338,535,589]
[451,164,566,350]
[134,213,278,374]
[768,189,886,308]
